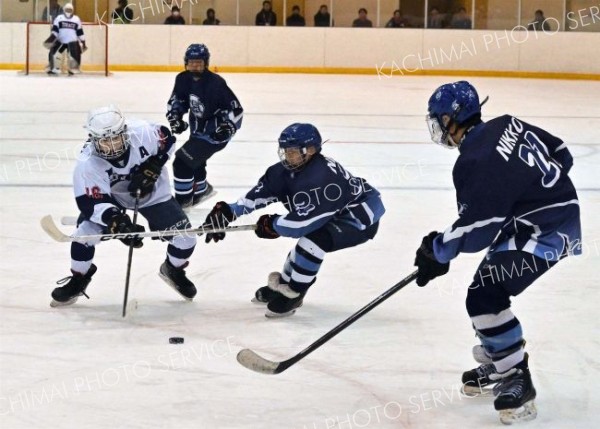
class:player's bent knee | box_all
[169,231,197,249]
[73,220,103,246]
[305,228,334,253]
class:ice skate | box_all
[462,361,498,396]
[159,259,197,300]
[252,272,283,304]
[493,356,537,424]
[181,183,216,212]
[51,264,97,307]
[263,274,305,318]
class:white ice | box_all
[1,71,599,429]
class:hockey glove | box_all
[211,120,236,144]
[414,231,450,287]
[43,34,57,49]
[255,214,280,239]
[202,201,235,243]
[167,114,188,135]
[106,211,145,248]
[81,41,88,53]
[128,156,163,198]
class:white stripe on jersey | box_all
[442,216,506,243]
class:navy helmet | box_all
[184,43,210,67]
[278,123,322,170]
[426,81,486,148]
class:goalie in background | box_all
[44,3,87,75]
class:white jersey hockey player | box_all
[51,105,197,307]
[44,3,87,75]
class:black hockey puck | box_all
[169,337,184,344]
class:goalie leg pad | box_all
[67,42,82,71]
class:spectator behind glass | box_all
[528,9,551,31]
[428,7,444,28]
[256,1,277,26]
[385,9,410,28]
[314,4,332,27]
[286,5,306,26]
[164,6,185,25]
[112,0,134,24]
[203,8,220,25]
[42,0,63,23]
[450,7,472,29]
[352,8,373,28]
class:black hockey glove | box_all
[414,231,450,287]
[167,114,188,135]
[202,201,235,243]
[128,156,163,198]
[106,211,145,248]
[211,120,236,144]
[255,214,280,240]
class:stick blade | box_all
[236,349,283,375]
[40,215,71,242]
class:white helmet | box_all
[63,3,74,18]
[85,105,130,160]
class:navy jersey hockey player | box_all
[166,43,243,209]
[202,123,385,317]
[44,3,87,75]
[414,81,581,424]
[51,105,197,307]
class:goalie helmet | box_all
[426,81,486,149]
[184,44,210,67]
[278,123,322,171]
[85,105,130,160]
[63,3,74,18]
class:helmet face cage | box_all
[92,131,130,160]
[426,114,457,149]
[278,146,310,171]
[184,44,210,69]
[86,106,130,160]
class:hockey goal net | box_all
[24,22,109,76]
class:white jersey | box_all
[73,120,174,226]
[52,14,85,44]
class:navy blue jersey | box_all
[230,154,385,238]
[433,115,581,263]
[166,70,243,143]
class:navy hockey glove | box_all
[106,211,145,248]
[128,156,163,198]
[211,120,236,144]
[167,114,188,135]
[414,231,449,287]
[255,214,280,239]
[202,201,235,243]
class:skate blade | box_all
[461,384,495,397]
[498,400,537,425]
[50,296,79,307]
[251,297,268,305]
[265,308,296,318]
[158,272,195,301]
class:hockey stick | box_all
[236,270,419,375]
[122,189,141,318]
[40,215,256,243]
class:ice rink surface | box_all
[1,71,599,429]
